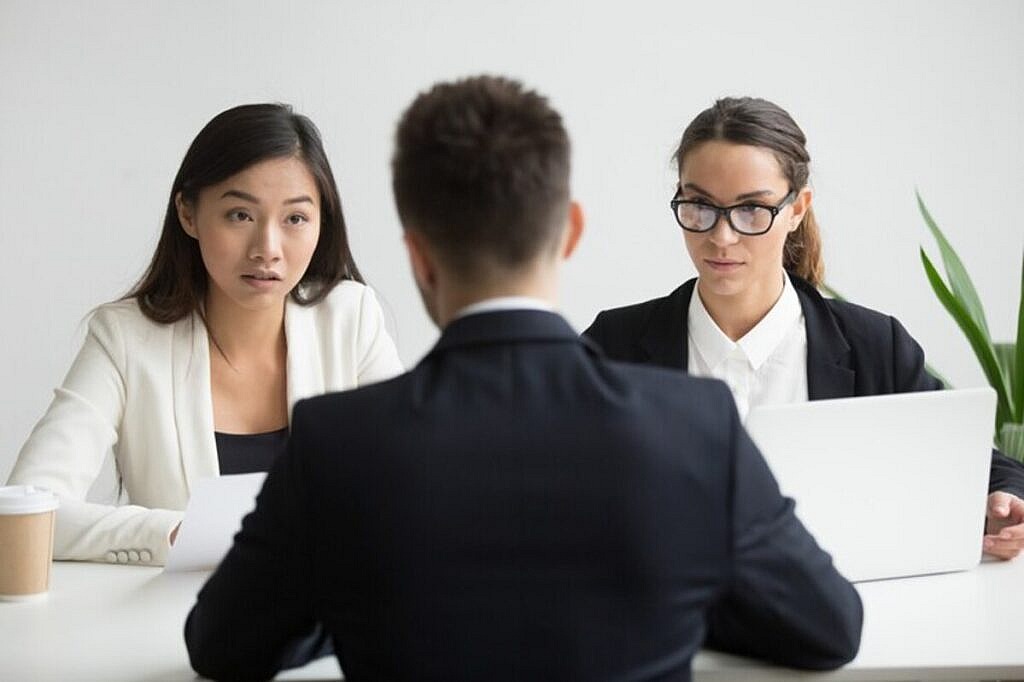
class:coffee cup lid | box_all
[0,486,59,515]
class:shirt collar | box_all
[737,272,803,369]
[688,272,803,371]
[454,296,555,320]
[688,283,736,372]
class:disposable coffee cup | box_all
[0,486,59,602]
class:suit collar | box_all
[638,280,693,371]
[283,296,325,407]
[454,296,554,319]
[431,309,593,356]
[171,311,218,495]
[788,275,855,400]
[639,274,855,399]
[686,273,803,372]
[173,298,319,494]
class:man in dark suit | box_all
[184,75,863,681]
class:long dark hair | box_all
[125,103,362,322]
[674,97,824,287]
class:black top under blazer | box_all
[583,274,1024,498]
[185,310,862,682]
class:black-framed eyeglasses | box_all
[670,190,797,236]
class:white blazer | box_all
[7,281,404,566]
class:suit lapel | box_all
[283,298,324,420]
[634,275,855,398]
[172,311,219,494]
[792,276,856,400]
[638,280,694,371]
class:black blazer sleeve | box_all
[705,391,863,669]
[888,316,1024,498]
[889,316,943,393]
[184,404,331,681]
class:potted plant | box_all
[918,193,1024,462]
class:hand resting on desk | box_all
[985,491,1024,560]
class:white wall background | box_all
[2,0,1022,484]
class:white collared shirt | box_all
[454,296,555,319]
[687,273,808,421]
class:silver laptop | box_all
[744,387,996,582]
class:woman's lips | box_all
[241,272,282,289]
[704,258,743,272]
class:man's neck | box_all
[436,277,557,328]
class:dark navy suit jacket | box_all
[583,275,1024,498]
[185,310,862,681]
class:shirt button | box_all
[116,551,128,564]
[128,550,140,563]
[140,550,152,563]
[105,551,118,563]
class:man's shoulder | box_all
[292,349,733,428]
[295,368,409,416]
[603,355,734,404]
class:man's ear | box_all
[559,200,585,260]
[175,192,198,239]
[403,229,437,293]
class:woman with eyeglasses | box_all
[583,96,1024,560]
[6,103,404,566]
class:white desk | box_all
[1,559,1022,681]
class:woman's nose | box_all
[707,213,740,247]
[249,221,283,262]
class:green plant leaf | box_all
[1000,422,1024,463]
[917,192,993,342]
[1015,251,1024,422]
[921,248,1012,427]
[994,343,1016,398]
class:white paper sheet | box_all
[163,472,267,572]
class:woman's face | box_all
[177,156,321,314]
[678,140,809,300]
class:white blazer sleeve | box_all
[6,307,182,564]
[355,286,405,385]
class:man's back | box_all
[187,310,861,681]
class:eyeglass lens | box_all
[676,203,774,234]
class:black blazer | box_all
[583,275,1024,498]
[185,310,862,682]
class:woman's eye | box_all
[286,213,308,226]
[227,209,253,222]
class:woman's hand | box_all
[984,492,1024,559]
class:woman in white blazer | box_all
[7,104,404,566]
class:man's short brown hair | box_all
[392,76,571,278]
